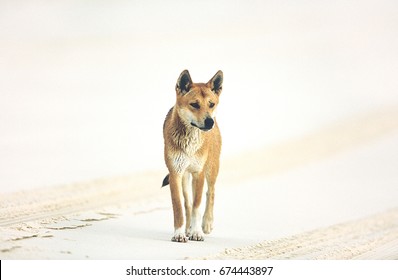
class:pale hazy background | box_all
[1,0,397,192]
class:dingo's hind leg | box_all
[202,164,218,234]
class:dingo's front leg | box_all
[189,172,205,241]
[182,172,192,235]
[169,173,188,242]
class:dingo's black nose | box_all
[204,117,214,129]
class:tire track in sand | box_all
[202,208,398,260]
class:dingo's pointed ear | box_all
[208,70,223,95]
[176,70,192,95]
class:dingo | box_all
[162,70,223,242]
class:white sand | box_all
[1,107,398,259]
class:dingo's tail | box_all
[161,174,169,187]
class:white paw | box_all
[172,227,188,243]
[189,230,205,241]
[189,208,205,240]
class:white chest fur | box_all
[173,126,202,154]
[171,152,204,174]
[169,127,205,174]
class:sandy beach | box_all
[1,106,398,259]
[1,1,398,260]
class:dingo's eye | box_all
[190,103,200,109]
[209,102,215,108]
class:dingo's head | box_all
[175,70,223,132]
